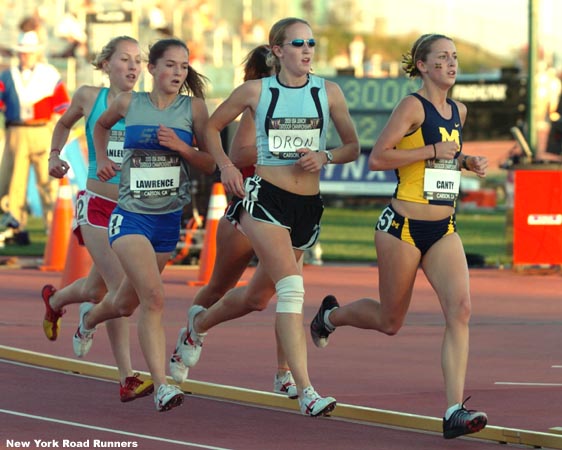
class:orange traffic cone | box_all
[188,182,227,286]
[40,178,74,272]
[60,233,93,288]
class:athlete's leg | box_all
[421,233,471,407]
[327,231,421,334]
[111,234,169,389]
[79,224,132,384]
[192,217,254,308]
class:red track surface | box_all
[1,263,561,449]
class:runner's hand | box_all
[295,148,324,172]
[220,165,245,198]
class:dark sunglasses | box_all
[283,39,316,48]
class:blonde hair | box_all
[91,36,139,70]
[267,17,310,74]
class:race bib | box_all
[268,117,321,159]
[129,152,181,199]
[423,159,461,201]
[107,129,125,165]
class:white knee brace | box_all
[275,275,305,314]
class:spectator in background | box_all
[0,23,70,243]
[545,80,562,157]
[19,14,48,48]
[536,62,561,155]
[148,3,172,38]
[349,35,365,77]
[54,11,87,59]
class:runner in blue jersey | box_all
[71,38,216,412]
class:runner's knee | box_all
[275,275,304,314]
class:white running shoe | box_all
[154,384,184,412]
[169,327,189,383]
[298,386,337,417]
[179,305,207,368]
[72,302,97,358]
[273,371,298,399]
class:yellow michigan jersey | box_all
[394,92,462,207]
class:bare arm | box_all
[368,95,457,171]
[94,92,131,182]
[157,97,216,175]
[454,100,488,178]
[206,81,260,197]
[229,109,257,169]
[295,80,360,172]
[326,80,360,164]
[49,86,96,178]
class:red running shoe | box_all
[120,373,154,402]
[41,284,65,341]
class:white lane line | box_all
[494,382,562,386]
[0,409,232,450]
[552,365,562,368]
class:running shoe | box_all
[179,305,207,368]
[273,371,298,399]
[41,284,65,341]
[299,386,337,417]
[120,373,154,402]
[443,397,488,439]
[154,384,184,412]
[310,295,339,348]
[169,327,189,383]
[72,302,97,357]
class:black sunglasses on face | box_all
[283,39,316,48]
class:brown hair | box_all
[402,33,452,78]
[148,38,209,99]
[243,45,272,81]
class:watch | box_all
[323,150,334,164]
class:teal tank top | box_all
[85,88,125,185]
[255,74,329,166]
[118,92,194,214]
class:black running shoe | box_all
[310,295,339,348]
[443,397,487,439]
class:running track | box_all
[1,262,561,449]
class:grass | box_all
[0,219,47,257]
[320,206,508,266]
[1,207,509,267]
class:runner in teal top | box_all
[42,36,155,402]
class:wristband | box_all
[219,163,235,172]
[50,148,61,155]
[462,156,469,170]
[432,143,437,159]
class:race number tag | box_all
[129,151,181,199]
[268,117,321,159]
[423,160,461,201]
[107,130,125,165]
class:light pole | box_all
[527,0,539,157]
